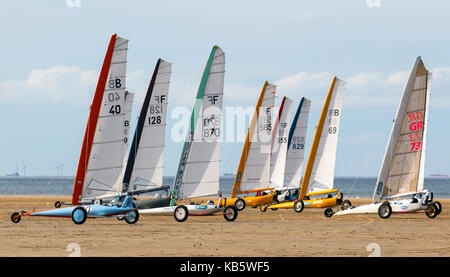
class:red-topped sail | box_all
[72,34,117,205]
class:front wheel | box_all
[378,203,392,219]
[324,208,334,218]
[174,205,188,222]
[124,210,139,224]
[259,205,267,212]
[235,198,246,211]
[223,205,238,222]
[293,200,304,213]
[340,199,352,210]
[72,207,87,224]
[425,203,439,218]
[54,201,62,208]
[11,212,21,223]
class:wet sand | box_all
[1,196,449,257]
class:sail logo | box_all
[376,182,383,195]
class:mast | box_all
[298,77,346,198]
[170,46,225,205]
[230,81,276,198]
[270,96,293,189]
[72,34,117,205]
[122,59,172,193]
[284,97,311,188]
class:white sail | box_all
[240,83,276,191]
[307,79,345,193]
[81,37,130,201]
[178,47,225,199]
[128,60,172,192]
[270,97,293,189]
[284,97,311,188]
[373,57,432,202]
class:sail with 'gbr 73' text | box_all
[374,57,432,202]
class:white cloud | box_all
[3,65,450,111]
[0,65,97,104]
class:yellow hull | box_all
[206,193,275,208]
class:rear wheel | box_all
[223,205,238,221]
[324,208,334,218]
[11,212,21,223]
[235,198,246,211]
[425,203,438,218]
[124,210,139,224]
[259,205,267,212]
[340,199,352,210]
[433,201,442,215]
[378,203,392,219]
[293,200,304,213]
[72,207,87,224]
[174,205,188,222]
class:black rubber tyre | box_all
[223,205,238,221]
[425,203,438,218]
[340,199,352,210]
[378,203,392,219]
[293,199,304,213]
[124,210,139,224]
[433,201,442,215]
[324,208,334,218]
[94,199,102,205]
[117,216,125,221]
[11,212,21,223]
[54,201,62,208]
[337,192,344,200]
[72,207,88,225]
[174,205,189,222]
[271,208,278,211]
[235,198,246,211]
[259,205,268,212]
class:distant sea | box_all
[1,176,449,198]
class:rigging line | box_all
[343,176,360,198]
[33,175,57,212]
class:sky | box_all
[1,0,450,177]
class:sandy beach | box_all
[1,196,449,257]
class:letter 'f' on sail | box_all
[298,77,346,199]
[122,59,172,193]
[170,46,225,205]
[373,57,432,202]
[270,96,294,189]
[72,35,131,204]
[284,97,312,188]
[230,82,276,198]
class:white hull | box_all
[334,199,428,216]
[139,204,223,216]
